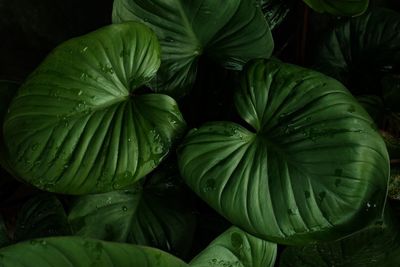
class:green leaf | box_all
[190,226,276,267]
[3,22,186,194]
[112,0,274,97]
[0,80,19,175]
[314,8,400,95]
[279,208,400,266]
[68,160,196,257]
[14,194,71,242]
[178,59,389,244]
[0,236,189,267]
[303,0,369,16]
[259,0,294,30]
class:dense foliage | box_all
[0,0,399,266]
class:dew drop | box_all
[165,37,175,42]
[78,90,83,96]
[31,143,39,151]
[347,105,356,113]
[287,208,296,215]
[80,46,88,53]
[230,232,243,249]
[203,178,216,192]
[112,182,121,190]
[122,206,128,212]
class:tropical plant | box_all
[0,0,399,266]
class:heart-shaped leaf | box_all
[0,236,188,267]
[314,8,400,95]
[113,0,274,97]
[178,59,389,244]
[303,0,369,16]
[3,22,186,194]
[190,226,276,267]
[68,160,196,257]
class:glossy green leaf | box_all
[68,161,196,257]
[14,194,71,242]
[314,8,400,95]
[178,59,389,244]
[280,209,400,266]
[0,236,189,267]
[0,80,18,175]
[113,0,274,97]
[3,22,186,194]
[190,226,276,267]
[303,0,369,16]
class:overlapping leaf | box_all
[68,161,196,257]
[14,194,71,242]
[0,236,189,267]
[178,59,389,244]
[190,226,276,267]
[3,22,186,194]
[314,8,400,95]
[113,0,274,97]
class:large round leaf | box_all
[3,22,186,194]
[314,8,400,95]
[303,0,369,16]
[112,0,274,97]
[0,236,188,267]
[190,226,276,267]
[68,160,196,257]
[178,59,389,244]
